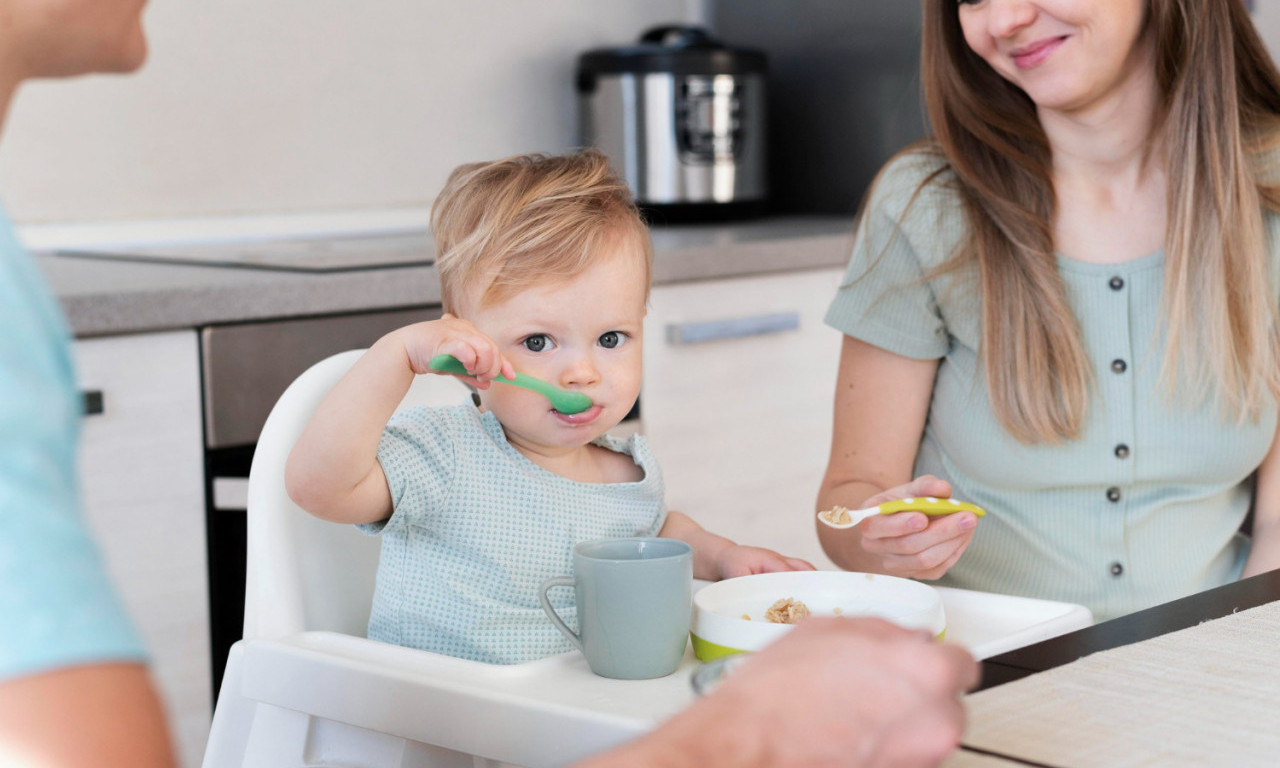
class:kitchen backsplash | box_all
[0,0,698,224]
[4,2,1280,227]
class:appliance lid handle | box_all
[639,25,719,50]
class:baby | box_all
[285,150,813,664]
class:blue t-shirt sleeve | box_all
[360,405,458,535]
[0,218,146,682]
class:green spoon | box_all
[427,353,594,415]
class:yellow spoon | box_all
[817,497,986,530]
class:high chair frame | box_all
[202,350,644,768]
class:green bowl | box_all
[691,571,946,661]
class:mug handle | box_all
[539,576,583,652]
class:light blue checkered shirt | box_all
[362,403,666,664]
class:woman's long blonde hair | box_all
[919,0,1280,443]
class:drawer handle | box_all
[81,390,105,416]
[665,312,800,345]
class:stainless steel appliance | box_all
[577,25,767,221]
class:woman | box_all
[818,0,1280,621]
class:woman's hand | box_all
[715,545,815,579]
[401,313,515,388]
[851,475,979,580]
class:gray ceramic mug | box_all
[539,537,693,679]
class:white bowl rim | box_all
[692,571,945,650]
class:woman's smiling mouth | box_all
[1011,35,1068,70]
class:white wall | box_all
[9,3,1278,228]
[1256,3,1280,61]
[0,0,696,224]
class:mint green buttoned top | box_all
[825,152,1278,621]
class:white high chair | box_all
[201,350,570,768]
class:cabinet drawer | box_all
[75,330,210,768]
[643,268,844,569]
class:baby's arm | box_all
[284,314,514,525]
[659,511,815,581]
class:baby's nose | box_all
[559,355,600,388]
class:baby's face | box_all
[462,239,647,455]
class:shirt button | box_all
[1111,359,1128,374]
[1114,444,1130,459]
[1106,487,1121,502]
[1109,276,1125,290]
[1110,562,1124,577]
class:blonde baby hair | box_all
[432,149,652,315]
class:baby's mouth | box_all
[554,404,603,424]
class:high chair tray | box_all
[207,586,1091,768]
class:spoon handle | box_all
[426,354,593,415]
[817,497,986,530]
[876,497,985,517]
[426,353,525,387]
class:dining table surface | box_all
[976,566,1280,691]
[957,565,1280,762]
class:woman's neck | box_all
[1037,24,1164,189]
[1039,33,1168,265]
[1040,66,1161,188]
[1046,102,1168,264]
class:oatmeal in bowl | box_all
[691,571,946,661]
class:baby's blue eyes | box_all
[521,332,626,352]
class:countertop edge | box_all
[42,217,855,337]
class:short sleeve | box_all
[0,220,146,682]
[824,158,951,361]
[361,405,458,536]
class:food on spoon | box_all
[764,597,810,624]
[818,506,853,526]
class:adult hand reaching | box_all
[579,617,978,768]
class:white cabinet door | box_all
[75,330,210,768]
[643,268,844,570]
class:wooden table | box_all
[978,568,1280,691]
[952,569,1280,766]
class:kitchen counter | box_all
[35,216,854,337]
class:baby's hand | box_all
[716,545,815,579]
[401,313,515,388]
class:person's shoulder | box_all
[594,431,662,483]
[871,144,955,206]
[383,402,482,453]
[865,144,959,229]
[389,401,474,428]
[859,143,964,256]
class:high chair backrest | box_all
[242,349,472,641]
